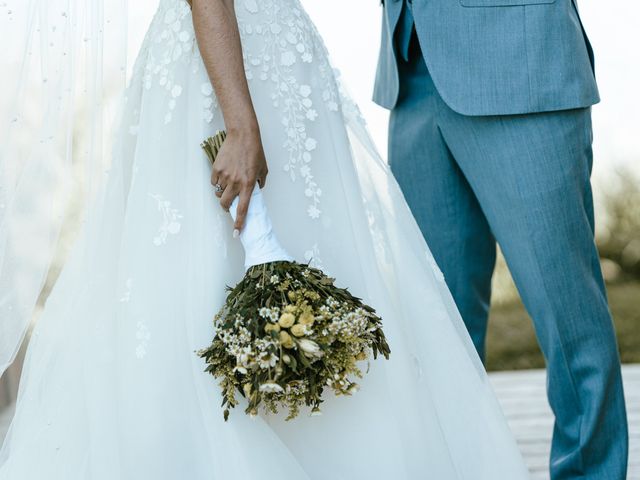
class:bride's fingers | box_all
[233,186,253,233]
[219,184,240,212]
[259,169,268,188]
[211,171,226,198]
[211,170,220,188]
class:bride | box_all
[0,0,531,478]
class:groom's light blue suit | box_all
[374,0,628,478]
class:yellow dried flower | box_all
[279,331,295,349]
[290,324,307,337]
[278,313,296,328]
[265,323,281,333]
[243,383,252,397]
[356,351,367,361]
[287,291,297,301]
[298,311,315,326]
[284,305,297,314]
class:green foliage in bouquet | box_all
[197,261,391,421]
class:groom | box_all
[374,0,628,478]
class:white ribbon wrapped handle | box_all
[228,185,292,271]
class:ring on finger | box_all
[214,183,224,193]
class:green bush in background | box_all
[598,169,640,281]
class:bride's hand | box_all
[191,0,267,236]
[211,126,268,235]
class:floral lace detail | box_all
[140,1,203,125]
[365,207,391,267]
[135,320,151,359]
[201,82,219,124]
[141,0,358,221]
[149,193,183,246]
[237,0,340,219]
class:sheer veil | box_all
[0,0,132,376]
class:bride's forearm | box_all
[189,0,269,233]
[191,0,259,134]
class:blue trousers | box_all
[388,32,629,480]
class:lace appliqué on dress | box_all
[238,0,341,220]
[149,194,183,246]
[135,320,152,359]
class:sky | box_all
[302,0,640,180]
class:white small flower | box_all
[259,382,284,394]
[268,307,281,323]
[299,339,322,358]
[269,274,280,285]
[258,351,279,369]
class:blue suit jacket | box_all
[373,0,600,115]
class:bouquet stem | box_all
[202,133,292,270]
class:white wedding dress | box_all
[0,0,531,478]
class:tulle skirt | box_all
[0,0,530,478]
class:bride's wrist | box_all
[226,120,261,141]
